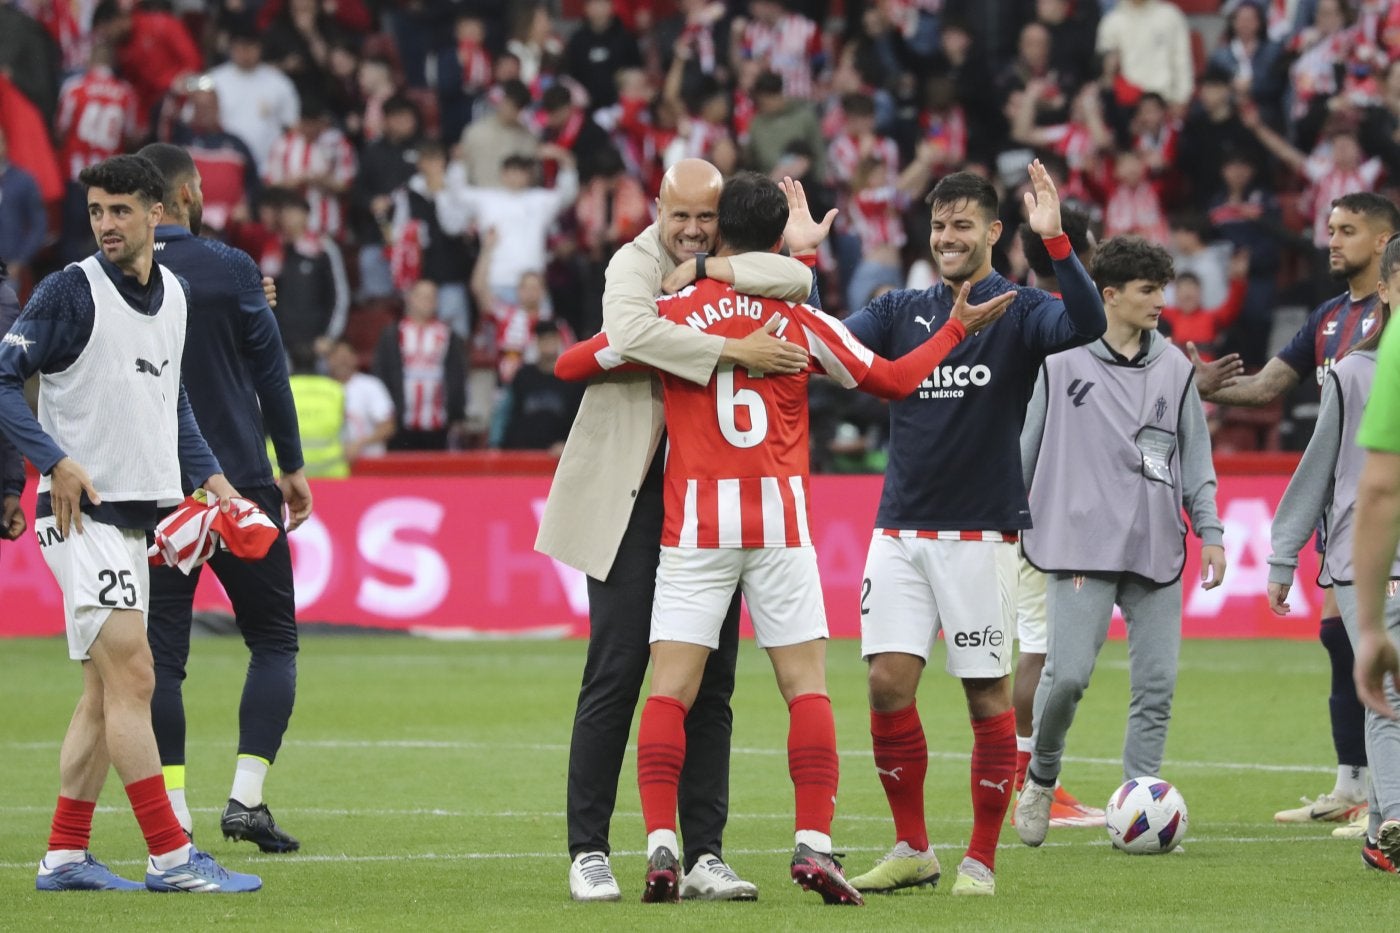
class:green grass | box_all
[0,636,1385,930]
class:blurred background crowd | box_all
[0,0,1397,471]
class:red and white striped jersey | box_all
[1304,154,1383,248]
[849,185,909,251]
[651,281,878,548]
[56,66,139,182]
[738,13,822,99]
[264,128,358,239]
[398,320,452,431]
[148,493,279,574]
[827,133,899,187]
[1104,180,1169,245]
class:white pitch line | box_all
[0,740,1334,775]
[0,834,1344,873]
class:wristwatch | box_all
[694,252,709,281]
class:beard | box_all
[1329,256,1366,281]
[188,200,204,237]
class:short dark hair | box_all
[1332,192,1400,234]
[500,79,533,110]
[753,71,784,97]
[926,171,998,221]
[1092,235,1175,291]
[1176,270,1201,286]
[383,94,419,119]
[501,154,536,173]
[78,154,166,207]
[418,139,447,161]
[136,143,197,205]
[841,93,875,118]
[718,171,788,253]
[1019,207,1092,279]
[541,84,571,113]
[1168,210,1209,238]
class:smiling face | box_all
[88,187,161,272]
[1106,278,1167,331]
[655,161,722,263]
[928,198,1000,285]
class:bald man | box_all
[538,160,834,901]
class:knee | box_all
[1320,616,1351,653]
[868,661,918,711]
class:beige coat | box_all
[535,224,813,579]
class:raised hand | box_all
[780,176,837,254]
[1022,159,1063,238]
[949,281,1017,334]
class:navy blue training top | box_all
[1276,290,1380,386]
[153,225,303,488]
[843,251,1105,531]
[0,254,221,529]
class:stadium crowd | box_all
[0,0,1398,467]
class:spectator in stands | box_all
[733,0,822,102]
[1104,150,1170,246]
[1034,0,1099,86]
[460,79,538,188]
[326,338,395,462]
[745,71,825,181]
[1178,67,1269,204]
[373,279,468,452]
[472,228,576,386]
[997,21,1074,127]
[1168,212,1233,308]
[1208,0,1287,120]
[1287,0,1361,128]
[171,87,262,235]
[352,95,424,300]
[286,341,349,479]
[845,144,938,313]
[1207,150,1285,366]
[386,140,473,336]
[264,95,357,240]
[655,0,733,104]
[262,0,344,103]
[492,321,582,453]
[270,191,349,358]
[91,0,202,133]
[1240,106,1384,249]
[0,1,60,123]
[564,0,642,113]
[507,4,565,88]
[1160,254,1251,361]
[0,127,45,291]
[209,27,301,174]
[449,150,579,307]
[1095,0,1194,113]
[928,19,1000,160]
[539,84,616,183]
[347,56,398,146]
[1128,92,1181,200]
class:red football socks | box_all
[47,796,95,852]
[788,693,838,835]
[967,710,1017,869]
[1015,747,1032,792]
[870,702,929,851]
[124,774,189,857]
[637,695,688,834]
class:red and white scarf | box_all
[149,494,279,574]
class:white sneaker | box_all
[679,854,758,901]
[1014,780,1055,847]
[1273,793,1366,823]
[568,851,621,902]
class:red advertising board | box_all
[0,475,1322,639]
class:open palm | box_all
[780,176,837,254]
[1022,159,1063,238]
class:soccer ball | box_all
[1104,776,1188,854]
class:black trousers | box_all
[566,452,740,870]
[147,484,299,766]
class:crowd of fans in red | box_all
[0,0,1397,461]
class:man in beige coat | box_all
[538,159,831,901]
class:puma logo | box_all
[876,766,904,782]
[135,358,169,378]
[979,778,1009,794]
[914,315,937,332]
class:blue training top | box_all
[843,250,1105,531]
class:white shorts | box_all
[1016,551,1048,654]
[651,546,829,649]
[36,517,149,661]
[859,533,1016,678]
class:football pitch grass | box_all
[0,635,1388,930]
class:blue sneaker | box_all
[36,852,144,891]
[145,849,262,893]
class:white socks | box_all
[230,757,269,808]
[40,849,86,870]
[795,830,833,854]
[647,829,679,858]
[167,787,192,833]
[1016,734,1034,754]
[149,843,195,871]
[1335,765,1368,801]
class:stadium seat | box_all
[1213,397,1284,452]
[344,298,401,370]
